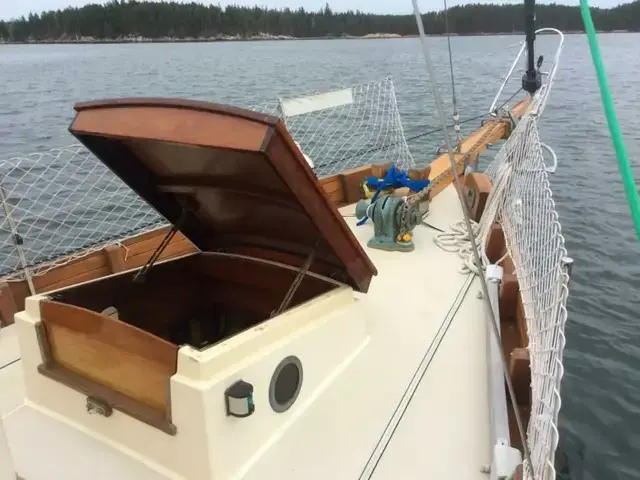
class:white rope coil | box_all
[434,220,482,275]
[434,160,513,275]
[434,220,510,275]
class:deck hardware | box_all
[561,256,574,280]
[100,306,119,319]
[225,380,255,418]
[355,195,420,252]
[86,396,113,417]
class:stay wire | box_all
[406,84,520,145]
[443,0,461,147]
[314,88,521,174]
[359,90,521,159]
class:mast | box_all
[522,0,542,94]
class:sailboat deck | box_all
[0,184,492,480]
[0,323,22,418]
[241,184,491,480]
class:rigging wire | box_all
[320,88,521,172]
[442,0,462,149]
[380,90,521,153]
[407,88,521,146]
[411,0,535,477]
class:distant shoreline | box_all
[0,30,633,45]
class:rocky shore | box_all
[0,32,405,44]
[0,30,625,45]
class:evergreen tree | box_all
[1,1,638,42]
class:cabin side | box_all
[15,258,367,479]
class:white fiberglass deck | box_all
[242,185,491,480]
[0,324,22,418]
[0,185,492,480]
[0,325,170,478]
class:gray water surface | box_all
[2,34,639,480]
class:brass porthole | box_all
[268,355,303,413]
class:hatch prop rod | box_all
[271,238,320,318]
[132,209,188,284]
[522,0,542,94]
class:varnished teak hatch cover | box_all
[68,98,377,292]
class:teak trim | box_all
[486,221,532,450]
[37,363,177,436]
[34,317,178,436]
[472,175,532,452]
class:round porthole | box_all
[269,355,303,413]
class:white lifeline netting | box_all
[0,145,167,278]
[484,93,569,480]
[0,77,414,280]
[254,76,415,178]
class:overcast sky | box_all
[0,0,628,21]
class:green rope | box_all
[580,0,640,243]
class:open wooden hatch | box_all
[35,99,377,434]
[69,98,376,291]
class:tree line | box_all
[1,0,639,43]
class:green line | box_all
[580,0,640,243]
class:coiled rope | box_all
[434,161,512,275]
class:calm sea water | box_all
[1,34,639,479]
